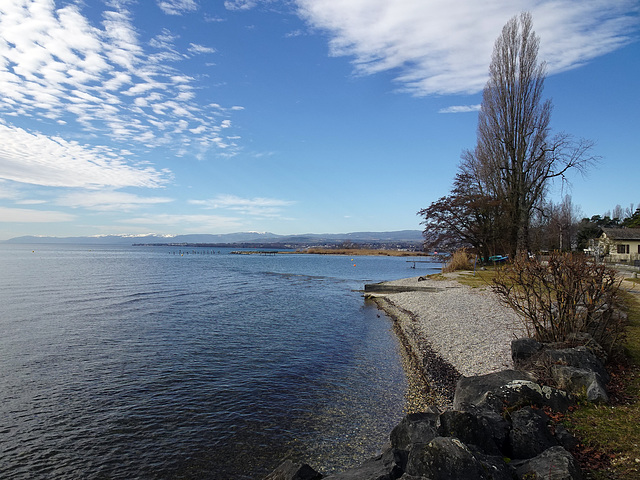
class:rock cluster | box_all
[265,337,610,480]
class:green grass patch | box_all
[565,290,640,479]
[454,268,497,288]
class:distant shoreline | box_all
[287,248,430,257]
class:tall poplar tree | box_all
[460,12,594,257]
[420,12,595,258]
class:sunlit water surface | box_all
[0,244,440,479]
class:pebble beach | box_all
[366,273,526,407]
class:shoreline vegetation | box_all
[291,248,430,257]
[368,269,640,479]
[229,248,431,257]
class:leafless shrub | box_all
[491,252,625,355]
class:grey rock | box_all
[507,407,558,459]
[438,410,502,455]
[544,347,609,384]
[390,412,440,451]
[453,370,536,411]
[405,437,490,479]
[491,379,576,413]
[511,446,582,480]
[586,380,609,403]
[323,447,404,480]
[467,447,518,480]
[457,403,511,453]
[551,365,609,404]
[264,460,323,480]
[511,338,543,366]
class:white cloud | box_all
[188,43,216,54]
[295,0,639,95]
[57,190,173,211]
[0,124,170,188]
[224,1,259,11]
[157,0,198,16]
[190,194,295,217]
[439,104,481,114]
[0,206,75,223]
[0,0,240,155]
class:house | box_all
[598,227,640,263]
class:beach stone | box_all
[405,437,490,479]
[390,412,440,450]
[453,370,536,410]
[507,406,558,459]
[511,446,583,480]
[511,338,543,366]
[263,460,323,480]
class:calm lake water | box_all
[0,244,440,479]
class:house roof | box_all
[601,227,640,241]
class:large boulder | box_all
[511,338,543,366]
[507,406,558,459]
[491,379,576,412]
[544,346,609,384]
[264,460,323,480]
[404,437,495,479]
[511,446,583,480]
[437,410,503,455]
[323,447,404,480]
[551,365,609,403]
[454,370,575,413]
[453,370,535,410]
[390,412,440,451]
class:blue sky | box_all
[0,0,638,240]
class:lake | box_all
[0,244,440,479]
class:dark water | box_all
[0,244,440,479]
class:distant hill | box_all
[4,230,424,246]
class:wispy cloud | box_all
[190,194,295,217]
[157,0,198,16]
[0,206,75,223]
[439,104,481,114]
[295,0,639,95]
[0,0,237,154]
[188,43,216,54]
[0,124,170,188]
[56,190,173,211]
[224,1,259,11]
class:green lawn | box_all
[565,288,640,479]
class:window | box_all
[617,244,629,254]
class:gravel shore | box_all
[367,273,525,406]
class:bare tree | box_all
[418,170,506,260]
[466,12,596,256]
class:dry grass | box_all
[294,247,429,257]
[442,249,474,273]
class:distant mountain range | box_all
[3,230,424,246]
